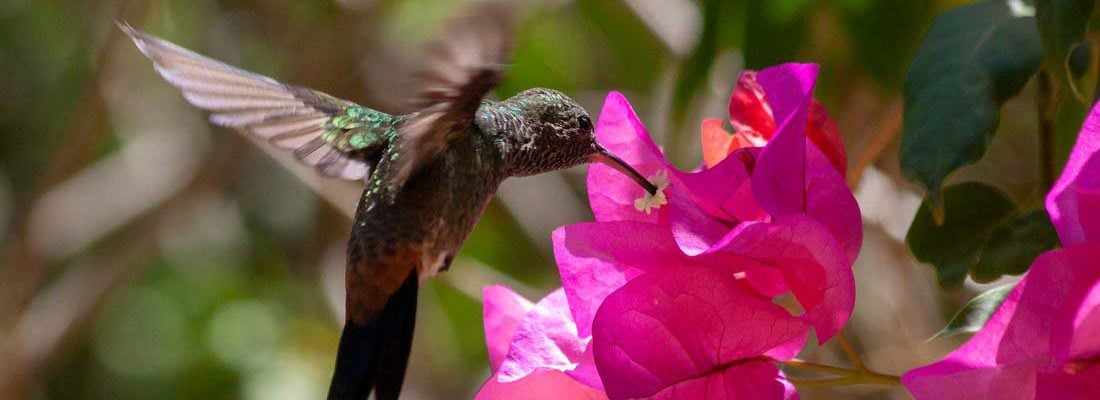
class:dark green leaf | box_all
[971,209,1060,282]
[900,0,1044,196]
[931,284,1016,340]
[1069,40,1093,79]
[1035,0,1095,79]
[906,182,1016,288]
[1036,0,1100,105]
[1065,38,1100,104]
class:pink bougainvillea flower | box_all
[487,63,860,399]
[902,247,1100,399]
[903,101,1100,399]
[702,70,847,173]
[587,64,861,263]
[476,286,607,399]
[575,63,860,343]
[591,265,805,400]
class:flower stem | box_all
[835,333,867,372]
[1038,67,1055,193]
[780,359,902,387]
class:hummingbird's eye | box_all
[578,115,593,132]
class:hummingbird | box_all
[122,3,656,399]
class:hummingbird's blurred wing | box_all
[121,24,397,181]
[388,2,516,192]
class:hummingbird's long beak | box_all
[591,147,659,195]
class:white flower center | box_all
[634,170,670,215]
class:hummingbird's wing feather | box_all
[121,24,396,181]
[386,2,516,193]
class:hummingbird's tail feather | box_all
[327,270,418,400]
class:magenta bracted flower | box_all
[573,62,860,341]
[478,63,861,400]
[902,101,1100,399]
[556,63,857,399]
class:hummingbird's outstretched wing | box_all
[386,2,516,193]
[121,24,397,181]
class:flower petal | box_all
[499,289,592,385]
[701,118,735,168]
[803,147,862,261]
[727,70,844,174]
[1049,245,1100,364]
[1077,187,1100,245]
[553,221,685,337]
[667,191,730,256]
[476,370,608,400]
[728,70,776,142]
[591,266,807,400]
[483,285,535,371]
[1058,281,1100,363]
[750,64,861,261]
[645,360,799,400]
[701,118,758,168]
[711,216,854,342]
[903,359,1037,400]
[1047,101,1100,246]
[1036,368,1100,398]
[668,148,769,255]
[807,101,847,173]
[750,63,818,220]
[589,92,670,223]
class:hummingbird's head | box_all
[492,88,657,194]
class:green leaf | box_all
[900,0,1044,196]
[1035,0,1096,79]
[971,209,1060,282]
[932,284,1016,340]
[906,182,1016,288]
[1042,1,1100,104]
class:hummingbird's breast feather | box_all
[347,128,504,302]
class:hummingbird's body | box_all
[329,89,614,399]
[122,4,656,399]
[345,91,598,320]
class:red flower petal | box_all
[807,101,847,173]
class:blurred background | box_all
[0,0,1045,399]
